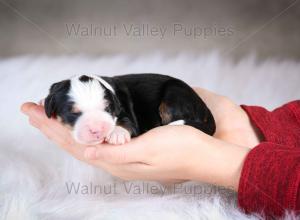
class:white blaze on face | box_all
[68,75,116,145]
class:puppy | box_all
[43,74,216,145]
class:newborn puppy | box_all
[43,74,216,145]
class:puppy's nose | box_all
[88,128,102,139]
[87,123,110,140]
[89,128,100,135]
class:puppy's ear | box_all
[44,80,70,118]
[44,93,56,118]
[104,89,122,116]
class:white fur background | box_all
[0,53,299,220]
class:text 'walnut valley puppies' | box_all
[42,74,216,145]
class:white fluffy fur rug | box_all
[0,53,299,220]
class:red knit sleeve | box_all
[238,142,300,216]
[238,101,300,217]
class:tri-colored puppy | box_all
[43,74,216,145]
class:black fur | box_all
[44,80,82,126]
[45,74,216,136]
[104,74,216,136]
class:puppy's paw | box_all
[105,126,131,145]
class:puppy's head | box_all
[44,74,120,145]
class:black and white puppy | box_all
[43,74,216,145]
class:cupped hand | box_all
[21,88,259,190]
[85,124,250,188]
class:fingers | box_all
[22,102,69,140]
[84,146,154,181]
[84,138,149,164]
[84,147,98,159]
[21,102,36,114]
[21,102,88,162]
[21,102,57,132]
[21,102,45,120]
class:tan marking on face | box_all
[72,105,81,113]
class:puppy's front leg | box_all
[105,126,131,145]
[105,116,138,145]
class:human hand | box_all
[21,96,251,190]
[83,124,250,190]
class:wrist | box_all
[216,141,250,191]
[189,135,250,191]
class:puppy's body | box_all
[44,73,216,145]
[104,74,215,135]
